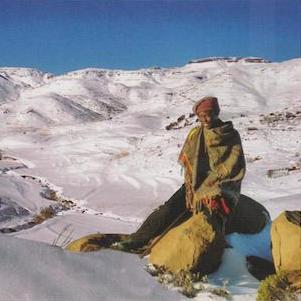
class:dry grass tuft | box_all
[32,207,56,224]
[146,264,230,299]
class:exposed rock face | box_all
[188,56,270,64]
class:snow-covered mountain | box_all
[1,57,300,127]
[0,57,300,301]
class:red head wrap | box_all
[192,96,220,115]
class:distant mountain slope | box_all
[1,58,300,127]
[0,67,52,103]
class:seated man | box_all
[119,96,269,251]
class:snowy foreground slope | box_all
[0,57,301,300]
[0,234,184,301]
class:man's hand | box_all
[207,179,217,187]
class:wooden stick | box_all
[139,209,189,258]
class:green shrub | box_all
[257,271,298,301]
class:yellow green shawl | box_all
[178,121,246,212]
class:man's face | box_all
[196,108,218,129]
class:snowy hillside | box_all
[0,57,301,300]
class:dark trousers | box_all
[129,185,188,244]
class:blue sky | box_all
[0,0,300,74]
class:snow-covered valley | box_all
[0,57,300,300]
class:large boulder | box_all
[149,211,224,274]
[271,211,301,273]
[66,233,130,252]
[271,211,301,291]
[225,194,270,234]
